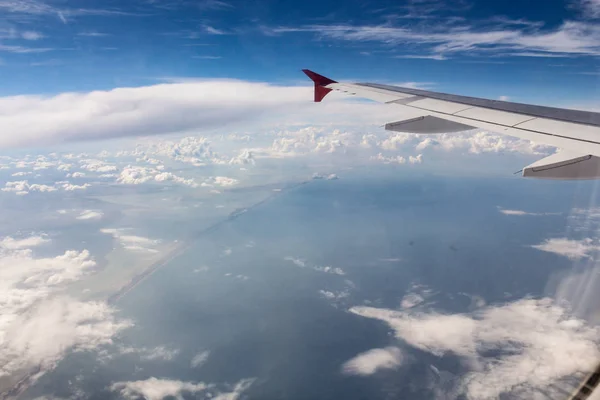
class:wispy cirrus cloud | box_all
[0,0,146,23]
[77,31,111,37]
[573,0,600,18]
[203,25,228,35]
[0,44,53,53]
[264,20,600,58]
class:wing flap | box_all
[385,116,475,134]
[522,152,600,180]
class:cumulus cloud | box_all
[229,149,255,165]
[111,378,209,400]
[136,136,217,165]
[371,153,423,164]
[1,180,57,195]
[154,172,198,187]
[117,165,155,185]
[76,210,103,220]
[111,377,254,400]
[117,165,197,187]
[0,235,49,250]
[11,171,31,177]
[101,228,160,253]
[79,159,117,173]
[342,347,403,376]
[61,182,91,191]
[0,236,131,380]
[531,238,600,260]
[203,176,239,187]
[350,298,600,399]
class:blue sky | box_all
[0,0,599,104]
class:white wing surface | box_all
[303,69,600,180]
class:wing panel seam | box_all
[404,104,600,146]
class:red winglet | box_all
[302,69,337,102]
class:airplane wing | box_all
[302,69,600,180]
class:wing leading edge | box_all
[302,69,600,180]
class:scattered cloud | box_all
[140,346,179,361]
[61,182,91,191]
[0,235,131,380]
[498,208,538,216]
[116,165,197,187]
[350,298,600,399]
[575,0,600,18]
[342,347,403,376]
[229,149,255,165]
[394,54,448,60]
[204,176,239,187]
[21,30,43,40]
[0,235,48,249]
[76,210,103,221]
[400,283,433,309]
[212,378,255,400]
[319,289,349,301]
[204,25,227,35]
[0,44,53,53]
[79,159,117,173]
[111,377,254,400]
[100,228,160,253]
[284,257,345,275]
[1,180,56,195]
[312,172,338,180]
[191,350,210,368]
[111,378,209,400]
[531,238,600,260]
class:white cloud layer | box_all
[0,78,561,160]
[350,298,600,399]
[342,347,403,376]
[0,235,131,380]
[532,238,600,260]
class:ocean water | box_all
[20,172,592,399]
